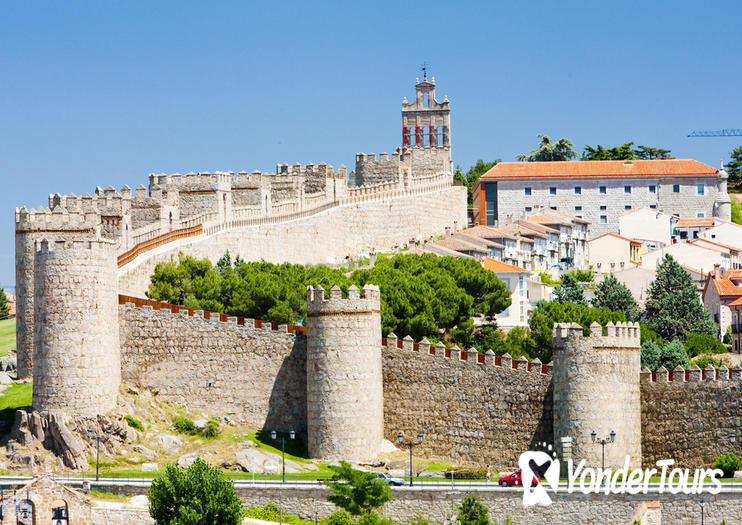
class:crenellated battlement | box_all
[34,237,116,254]
[15,206,100,233]
[306,284,380,316]
[642,363,742,383]
[552,321,641,350]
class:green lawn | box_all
[0,382,32,425]
[0,318,15,358]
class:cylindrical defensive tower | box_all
[306,284,383,461]
[552,321,642,469]
[32,238,121,415]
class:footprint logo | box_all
[519,442,560,507]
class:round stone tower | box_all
[32,238,121,416]
[552,321,642,469]
[306,284,383,461]
[715,168,732,221]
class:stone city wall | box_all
[641,365,742,468]
[88,483,742,525]
[352,152,402,186]
[119,302,307,432]
[381,336,553,471]
[117,185,467,297]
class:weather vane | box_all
[421,62,430,81]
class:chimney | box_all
[714,263,721,279]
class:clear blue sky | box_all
[2,1,741,286]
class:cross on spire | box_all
[421,62,429,81]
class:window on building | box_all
[697,212,705,218]
[673,184,680,193]
[550,187,557,195]
[550,206,557,210]
[576,215,582,219]
[650,204,657,209]
[524,187,532,196]
[599,186,607,194]
[600,205,607,211]
[525,206,532,212]
[624,185,631,194]
[574,186,582,195]
[649,185,656,193]
[625,205,632,210]
[600,215,607,224]
[575,206,582,211]
[697,183,705,195]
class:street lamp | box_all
[397,431,423,487]
[270,429,295,483]
[730,432,736,446]
[590,430,616,472]
[700,499,705,525]
[87,428,112,482]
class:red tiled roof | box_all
[588,232,640,245]
[479,159,717,181]
[708,269,742,298]
[676,217,716,228]
[483,258,531,274]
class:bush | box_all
[723,326,732,344]
[713,453,741,478]
[640,341,661,371]
[691,354,733,370]
[685,332,726,358]
[172,417,196,434]
[640,323,664,348]
[320,510,355,525]
[659,340,690,370]
[446,467,488,479]
[568,268,595,283]
[539,272,561,286]
[148,458,242,525]
[357,512,398,525]
[245,502,310,525]
[458,494,489,525]
[124,415,144,431]
[201,419,221,438]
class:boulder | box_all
[132,444,157,459]
[0,372,13,384]
[193,419,208,429]
[177,453,199,469]
[141,462,158,472]
[380,439,398,454]
[154,434,183,455]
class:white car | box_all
[375,472,405,486]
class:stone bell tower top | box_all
[402,68,451,148]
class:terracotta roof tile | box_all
[480,159,717,181]
[676,217,716,228]
[483,257,531,274]
[460,225,517,241]
[588,232,641,245]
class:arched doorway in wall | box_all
[51,499,69,525]
[17,499,34,525]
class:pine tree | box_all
[553,273,586,305]
[592,274,640,321]
[458,494,489,525]
[0,289,9,319]
[643,254,716,341]
[640,341,661,370]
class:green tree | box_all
[148,458,243,525]
[324,461,392,517]
[643,254,716,341]
[640,341,661,371]
[516,134,577,162]
[725,145,742,190]
[731,197,742,225]
[659,340,690,370]
[0,289,9,319]
[591,275,640,321]
[639,322,664,347]
[713,453,741,478]
[633,145,672,160]
[457,494,489,525]
[553,274,586,305]
[582,143,672,161]
[528,302,626,362]
[685,332,726,358]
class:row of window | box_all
[523,183,704,196]
[524,205,707,223]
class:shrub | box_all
[640,341,661,371]
[201,419,221,438]
[539,272,561,286]
[446,467,488,479]
[357,512,398,525]
[124,415,144,431]
[245,502,310,525]
[691,355,733,370]
[321,511,355,525]
[569,268,595,283]
[320,510,355,525]
[659,340,690,370]
[458,494,489,525]
[172,417,196,435]
[724,326,732,344]
[685,332,726,358]
[713,453,741,478]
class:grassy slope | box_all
[0,318,15,358]
[0,382,32,425]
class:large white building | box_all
[472,159,731,237]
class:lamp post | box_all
[730,432,736,448]
[590,430,616,472]
[700,499,705,525]
[270,430,295,483]
[397,431,423,487]
[87,428,112,482]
